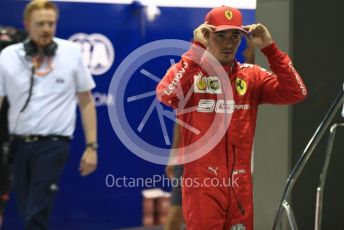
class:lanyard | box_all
[32,56,53,76]
[20,56,53,112]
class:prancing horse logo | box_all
[235,78,247,96]
[225,10,233,21]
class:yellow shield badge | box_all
[225,10,233,20]
[235,78,247,96]
[196,77,207,90]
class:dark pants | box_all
[12,139,69,230]
[0,146,11,215]
[171,165,183,206]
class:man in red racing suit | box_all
[156,6,307,230]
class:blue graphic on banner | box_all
[0,1,255,229]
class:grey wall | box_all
[254,0,344,229]
[291,0,344,228]
[254,0,292,229]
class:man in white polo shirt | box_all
[0,1,98,229]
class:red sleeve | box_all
[256,42,307,104]
[156,42,204,108]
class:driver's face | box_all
[206,30,242,65]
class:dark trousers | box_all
[171,165,184,206]
[12,140,69,230]
[0,146,11,215]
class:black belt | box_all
[11,135,71,142]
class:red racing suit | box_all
[156,42,307,230]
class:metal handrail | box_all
[314,123,344,230]
[272,90,344,230]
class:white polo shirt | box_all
[0,38,95,136]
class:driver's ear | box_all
[203,30,210,40]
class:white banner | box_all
[50,0,257,10]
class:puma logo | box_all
[208,166,219,176]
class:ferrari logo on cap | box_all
[236,78,247,95]
[225,10,233,21]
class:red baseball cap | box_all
[205,6,247,33]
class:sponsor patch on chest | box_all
[194,72,222,94]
